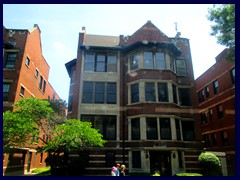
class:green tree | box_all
[3,97,106,175]
[198,152,222,176]
[207,4,235,61]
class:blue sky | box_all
[3,4,226,103]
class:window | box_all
[145,82,155,101]
[216,104,224,119]
[156,52,165,69]
[172,84,178,104]
[5,52,17,68]
[131,118,140,140]
[230,67,235,84]
[35,69,39,77]
[160,118,171,140]
[143,52,153,68]
[146,118,158,140]
[43,80,46,93]
[203,134,211,147]
[198,89,204,102]
[212,133,217,146]
[179,88,191,106]
[220,131,228,146]
[175,119,181,140]
[131,83,139,103]
[158,83,168,102]
[182,121,195,141]
[170,56,175,72]
[95,82,105,103]
[176,60,187,76]
[81,115,116,140]
[130,54,139,70]
[107,54,117,72]
[107,83,117,104]
[84,52,117,72]
[20,86,25,96]
[25,57,30,66]
[39,76,43,90]
[3,83,10,101]
[205,86,210,98]
[209,108,213,120]
[201,111,208,125]
[82,82,93,103]
[213,80,219,94]
[84,52,95,71]
[82,82,116,104]
[96,54,105,72]
[132,151,141,168]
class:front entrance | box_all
[149,151,171,176]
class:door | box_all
[27,152,32,172]
[150,151,171,176]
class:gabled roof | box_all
[84,34,120,47]
[127,20,170,45]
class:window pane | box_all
[156,52,165,69]
[95,82,105,103]
[130,54,138,70]
[182,121,195,141]
[3,83,10,101]
[105,116,116,140]
[84,52,95,71]
[131,118,140,140]
[145,82,155,101]
[107,54,117,72]
[146,118,158,140]
[5,53,17,68]
[160,118,171,140]
[176,60,186,76]
[179,88,191,106]
[172,84,178,104]
[93,116,103,135]
[96,55,105,72]
[82,82,93,103]
[170,56,175,72]
[107,83,116,104]
[213,80,219,94]
[131,83,139,103]
[25,57,30,66]
[39,76,43,89]
[143,52,153,68]
[175,119,181,140]
[158,83,168,102]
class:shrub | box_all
[175,172,202,176]
[198,152,221,176]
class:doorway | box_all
[149,151,171,176]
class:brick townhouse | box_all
[195,48,235,175]
[3,24,62,175]
[65,20,203,175]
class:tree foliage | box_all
[198,152,221,176]
[207,4,235,61]
[3,97,106,154]
[43,119,107,153]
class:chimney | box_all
[82,26,86,33]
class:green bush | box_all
[198,152,221,176]
[175,172,202,176]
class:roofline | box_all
[65,58,77,77]
[79,41,182,56]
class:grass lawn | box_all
[31,166,51,176]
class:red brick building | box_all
[65,21,203,175]
[3,25,61,175]
[195,49,235,175]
